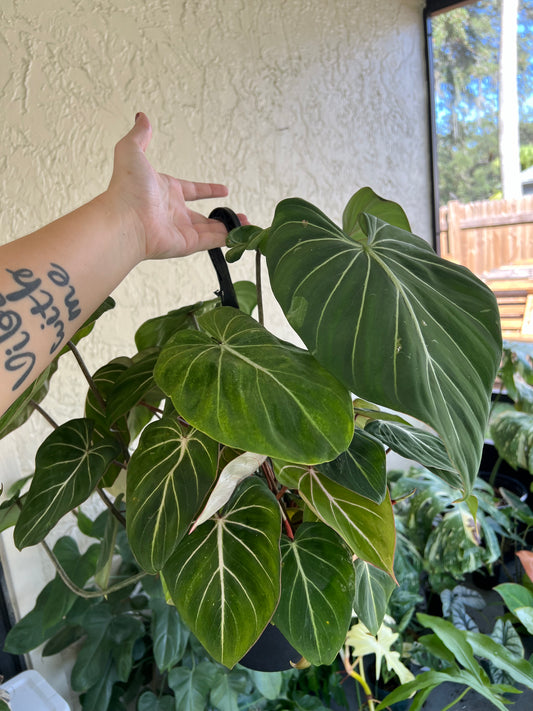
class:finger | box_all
[176,178,229,202]
[122,111,152,152]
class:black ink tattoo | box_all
[1,262,80,391]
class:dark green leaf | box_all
[225,224,269,262]
[79,663,118,711]
[353,560,396,636]
[167,661,214,711]
[71,604,114,692]
[274,522,355,665]
[317,428,387,504]
[127,417,218,572]
[266,197,501,498]
[155,307,354,465]
[298,468,396,575]
[134,302,206,351]
[14,419,122,548]
[150,597,190,672]
[42,624,85,656]
[109,614,145,682]
[0,361,57,439]
[162,478,281,668]
[105,349,162,427]
[137,692,175,711]
[468,625,533,690]
[365,420,462,489]
[67,297,115,347]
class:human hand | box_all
[107,112,243,261]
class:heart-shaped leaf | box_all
[155,307,354,464]
[266,198,502,497]
[14,419,121,548]
[298,468,395,576]
[273,522,355,665]
[317,428,387,504]
[365,420,462,489]
[127,417,218,573]
[162,477,281,668]
[105,349,162,427]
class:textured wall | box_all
[0,0,429,706]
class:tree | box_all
[499,0,522,198]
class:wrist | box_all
[98,188,147,266]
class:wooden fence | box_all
[439,196,533,276]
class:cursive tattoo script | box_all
[1,263,80,392]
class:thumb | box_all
[126,112,152,152]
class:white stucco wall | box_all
[0,0,430,706]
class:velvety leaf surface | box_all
[162,478,281,668]
[353,559,397,636]
[127,417,218,573]
[273,522,355,665]
[14,419,121,548]
[317,428,387,503]
[365,420,462,489]
[298,468,395,575]
[266,198,501,497]
[155,307,354,464]
[105,349,161,427]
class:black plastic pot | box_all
[238,623,303,672]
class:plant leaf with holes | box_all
[162,477,281,668]
[317,428,387,504]
[127,416,218,573]
[155,307,354,464]
[265,198,501,497]
[273,522,355,665]
[298,468,395,575]
[14,419,121,549]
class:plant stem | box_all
[255,250,264,325]
[67,340,106,411]
[440,687,469,711]
[41,539,146,598]
[96,486,126,527]
[30,400,59,429]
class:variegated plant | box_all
[1,188,502,670]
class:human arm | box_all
[0,113,239,415]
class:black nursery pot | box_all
[238,624,303,672]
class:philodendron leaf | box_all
[317,428,387,504]
[273,522,355,665]
[162,478,281,668]
[155,306,354,464]
[490,409,533,473]
[105,348,162,427]
[191,451,267,531]
[0,361,58,439]
[353,559,397,636]
[365,420,462,489]
[127,417,218,573]
[150,597,190,672]
[298,468,395,576]
[14,419,121,548]
[225,224,269,262]
[342,187,411,239]
[168,661,214,711]
[266,197,501,498]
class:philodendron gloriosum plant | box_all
[0,188,502,670]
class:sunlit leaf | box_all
[342,187,411,238]
[298,468,395,576]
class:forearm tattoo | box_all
[0,263,80,392]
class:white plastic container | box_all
[0,670,70,711]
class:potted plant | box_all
[0,187,502,690]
